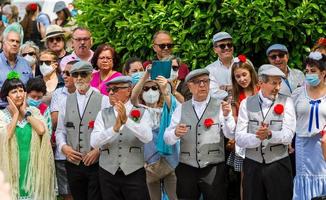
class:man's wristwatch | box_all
[24,111,32,119]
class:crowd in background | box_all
[0,1,325,200]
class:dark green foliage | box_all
[75,0,326,70]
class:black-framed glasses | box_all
[215,43,233,50]
[269,53,286,60]
[22,52,36,57]
[39,60,54,65]
[143,85,159,91]
[107,86,129,93]
[155,43,174,50]
[191,79,210,85]
[62,70,71,77]
[48,37,63,43]
[172,65,179,71]
[71,71,90,78]
[73,37,91,42]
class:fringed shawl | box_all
[0,107,56,200]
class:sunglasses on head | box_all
[143,85,159,92]
[39,60,53,65]
[155,43,174,50]
[107,86,129,93]
[269,53,286,60]
[48,37,63,43]
[62,70,70,77]
[215,43,233,50]
[22,52,35,57]
[172,65,179,71]
[71,71,90,78]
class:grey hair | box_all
[19,41,40,56]
[258,74,269,83]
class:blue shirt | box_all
[0,52,32,107]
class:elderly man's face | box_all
[213,39,233,61]
[62,64,75,88]
[260,76,282,100]
[72,29,92,56]
[267,50,289,74]
[3,31,20,56]
[71,71,92,92]
[47,36,65,53]
[107,83,131,105]
[187,75,210,102]
[153,33,173,60]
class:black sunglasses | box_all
[107,86,129,93]
[48,37,63,43]
[71,71,90,78]
[39,60,54,65]
[143,85,159,92]
[155,43,174,50]
[172,65,179,71]
[269,53,286,60]
[215,43,233,50]
[22,52,36,57]
[62,70,71,77]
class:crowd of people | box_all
[0,1,326,200]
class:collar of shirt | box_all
[71,50,94,62]
[0,52,18,67]
[76,86,93,98]
[217,57,234,69]
[258,90,274,107]
[191,96,210,118]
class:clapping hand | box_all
[221,97,232,117]
[256,122,270,141]
[113,101,127,132]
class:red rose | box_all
[238,54,247,63]
[274,104,284,115]
[88,120,95,129]
[204,118,214,128]
[28,3,38,12]
[131,110,141,121]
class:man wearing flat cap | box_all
[56,61,109,200]
[91,76,153,200]
[266,43,304,96]
[206,31,234,99]
[235,64,296,200]
[164,69,235,200]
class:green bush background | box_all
[75,0,326,70]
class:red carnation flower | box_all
[28,3,38,12]
[204,118,214,129]
[320,125,326,137]
[238,54,247,63]
[131,110,141,121]
[274,104,284,115]
[88,120,95,129]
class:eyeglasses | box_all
[172,65,179,71]
[62,70,71,77]
[155,43,174,50]
[269,53,286,60]
[191,79,210,85]
[73,37,91,42]
[48,37,63,43]
[214,43,233,50]
[22,52,36,57]
[107,86,129,93]
[39,60,54,65]
[143,85,159,91]
[98,56,113,61]
[71,71,90,78]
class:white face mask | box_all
[142,89,160,104]
[24,55,36,66]
[169,69,179,81]
[40,63,54,76]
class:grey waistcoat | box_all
[99,106,145,175]
[246,94,288,164]
[64,91,102,154]
[179,97,224,168]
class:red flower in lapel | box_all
[88,120,95,129]
[204,118,214,129]
[274,104,284,115]
[131,110,141,121]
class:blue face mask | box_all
[2,15,8,25]
[27,97,42,107]
[305,74,321,86]
[131,71,145,85]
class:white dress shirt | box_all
[90,100,153,148]
[55,87,110,154]
[164,96,236,145]
[235,90,296,149]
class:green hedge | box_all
[75,0,326,70]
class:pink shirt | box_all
[90,71,122,95]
